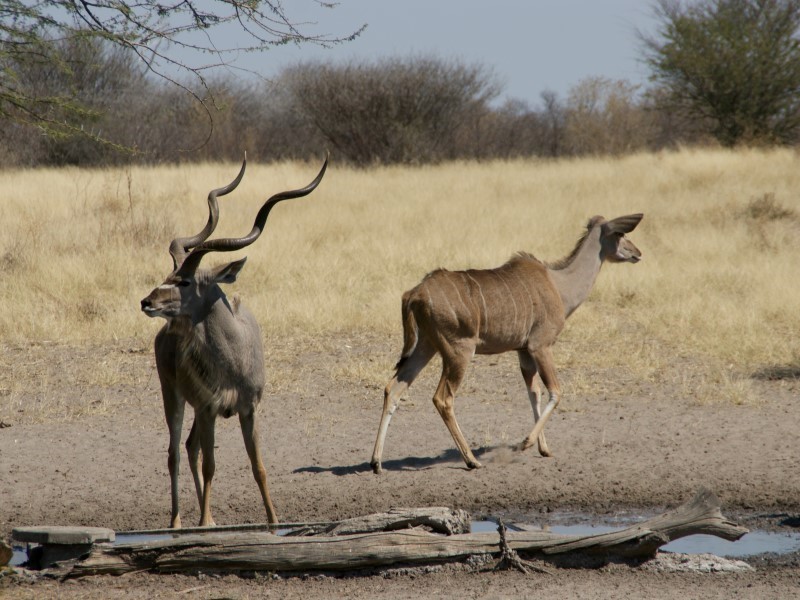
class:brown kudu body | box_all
[141,154,328,527]
[370,214,643,473]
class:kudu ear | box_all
[604,213,643,235]
[211,257,247,285]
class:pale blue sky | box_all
[195,1,659,107]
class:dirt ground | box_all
[2,335,800,598]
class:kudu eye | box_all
[176,280,191,288]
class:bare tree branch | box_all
[0,0,366,147]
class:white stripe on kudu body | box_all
[141,153,328,528]
[370,213,643,473]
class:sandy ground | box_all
[2,335,800,598]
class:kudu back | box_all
[370,214,643,473]
[141,154,328,527]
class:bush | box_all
[0,46,671,167]
[0,36,154,166]
[279,56,501,166]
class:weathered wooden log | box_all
[67,488,748,578]
[515,486,748,560]
[117,507,469,538]
[286,507,471,536]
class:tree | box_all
[564,77,651,155]
[641,0,800,146]
[0,0,364,147]
[3,36,156,164]
[539,91,566,157]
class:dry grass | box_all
[1,147,798,416]
[0,341,153,423]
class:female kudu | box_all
[371,214,643,473]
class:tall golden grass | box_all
[1,147,798,386]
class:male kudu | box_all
[141,154,328,527]
[371,214,643,473]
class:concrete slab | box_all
[12,526,115,545]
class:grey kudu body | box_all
[141,155,328,527]
[371,214,643,473]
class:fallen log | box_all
[67,488,747,577]
[285,506,471,536]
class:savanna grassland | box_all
[2,148,800,599]
[1,147,798,419]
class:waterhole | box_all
[10,518,800,568]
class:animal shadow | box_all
[293,446,501,476]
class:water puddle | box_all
[10,547,27,567]
[662,531,800,557]
[117,533,172,545]
[112,529,298,545]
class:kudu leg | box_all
[196,411,217,527]
[517,350,552,457]
[239,410,279,524]
[185,419,204,510]
[520,347,561,452]
[370,343,436,474]
[163,390,185,529]
[432,353,482,469]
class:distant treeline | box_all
[0,51,741,168]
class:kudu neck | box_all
[546,226,604,319]
[168,285,233,331]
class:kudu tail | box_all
[394,291,419,372]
